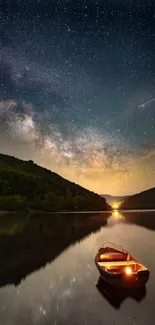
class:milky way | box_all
[0,0,155,195]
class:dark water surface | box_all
[0,210,154,325]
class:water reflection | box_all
[0,212,108,288]
[112,210,124,219]
[0,211,154,324]
[96,276,146,309]
[123,211,155,231]
[0,210,154,289]
[109,210,155,231]
[107,210,125,227]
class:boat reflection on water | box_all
[96,276,147,309]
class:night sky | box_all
[0,0,155,195]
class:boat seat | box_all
[98,260,136,267]
[98,252,127,262]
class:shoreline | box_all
[0,208,155,215]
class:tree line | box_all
[0,154,110,211]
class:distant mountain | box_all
[120,187,155,210]
[101,194,130,206]
[0,153,110,212]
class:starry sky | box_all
[0,0,155,195]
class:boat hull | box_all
[95,259,150,288]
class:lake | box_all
[0,210,154,325]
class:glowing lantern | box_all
[125,266,132,275]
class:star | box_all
[0,0,155,195]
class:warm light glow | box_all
[112,202,120,209]
[112,210,123,219]
[125,267,132,275]
[113,210,119,217]
[100,254,104,260]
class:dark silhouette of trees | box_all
[120,187,155,210]
[0,153,110,212]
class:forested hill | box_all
[0,153,110,211]
[120,187,155,210]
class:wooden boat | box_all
[95,242,150,288]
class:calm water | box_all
[0,211,154,325]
